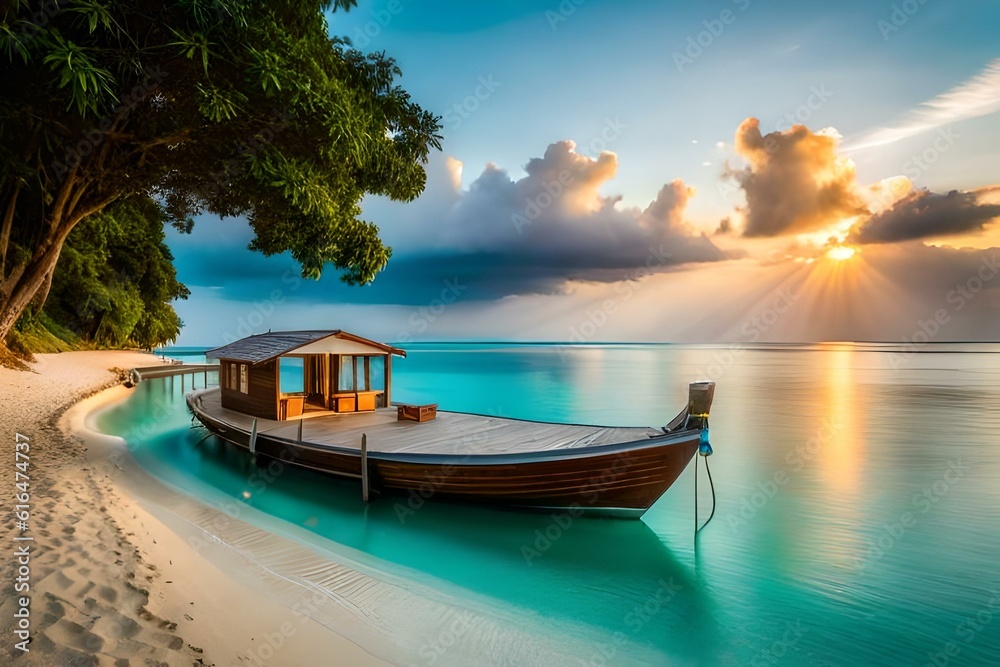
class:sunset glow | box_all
[826,246,857,262]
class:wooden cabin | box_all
[206,330,406,421]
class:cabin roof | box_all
[206,330,406,364]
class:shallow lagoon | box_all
[105,343,1000,665]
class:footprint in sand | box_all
[97,585,117,603]
[41,569,75,591]
[91,611,142,640]
[40,595,66,627]
[43,618,105,652]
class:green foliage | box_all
[0,0,441,343]
[43,197,190,349]
[0,0,440,360]
[39,29,118,114]
[8,311,83,354]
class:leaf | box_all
[195,82,245,122]
[0,23,30,63]
[40,31,118,115]
[167,27,215,74]
[66,0,116,34]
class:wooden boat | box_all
[186,381,715,520]
[187,382,714,518]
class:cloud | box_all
[364,142,726,300]
[728,118,867,237]
[849,188,1000,244]
[170,142,726,305]
[845,58,1000,152]
[723,119,1000,248]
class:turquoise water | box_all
[152,346,209,363]
[100,343,1000,665]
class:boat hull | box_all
[187,394,700,518]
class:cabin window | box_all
[227,362,237,390]
[279,357,305,393]
[369,356,385,391]
[337,355,377,391]
[239,364,248,394]
[338,355,355,391]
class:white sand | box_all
[0,351,389,666]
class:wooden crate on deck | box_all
[397,403,438,423]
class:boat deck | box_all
[190,388,661,456]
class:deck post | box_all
[250,418,258,456]
[297,418,303,444]
[361,433,369,502]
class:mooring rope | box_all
[695,421,716,534]
[698,454,716,532]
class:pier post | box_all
[250,418,258,456]
[361,433,369,502]
[297,419,304,444]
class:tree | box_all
[0,0,441,345]
[41,196,189,349]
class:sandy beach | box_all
[0,351,389,666]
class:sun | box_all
[826,246,857,262]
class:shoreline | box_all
[2,350,641,667]
[71,376,595,667]
[0,351,389,666]
[72,383,395,667]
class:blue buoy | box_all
[699,426,713,457]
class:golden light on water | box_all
[820,344,861,494]
[826,246,857,262]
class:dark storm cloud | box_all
[849,189,1000,244]
[863,242,1000,292]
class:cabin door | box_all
[303,356,327,410]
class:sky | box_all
[168,0,1000,345]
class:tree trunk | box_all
[0,164,118,344]
[0,183,20,278]
[0,238,66,341]
[31,268,55,312]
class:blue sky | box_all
[330,0,1000,197]
[169,0,1000,345]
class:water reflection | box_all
[820,343,862,495]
